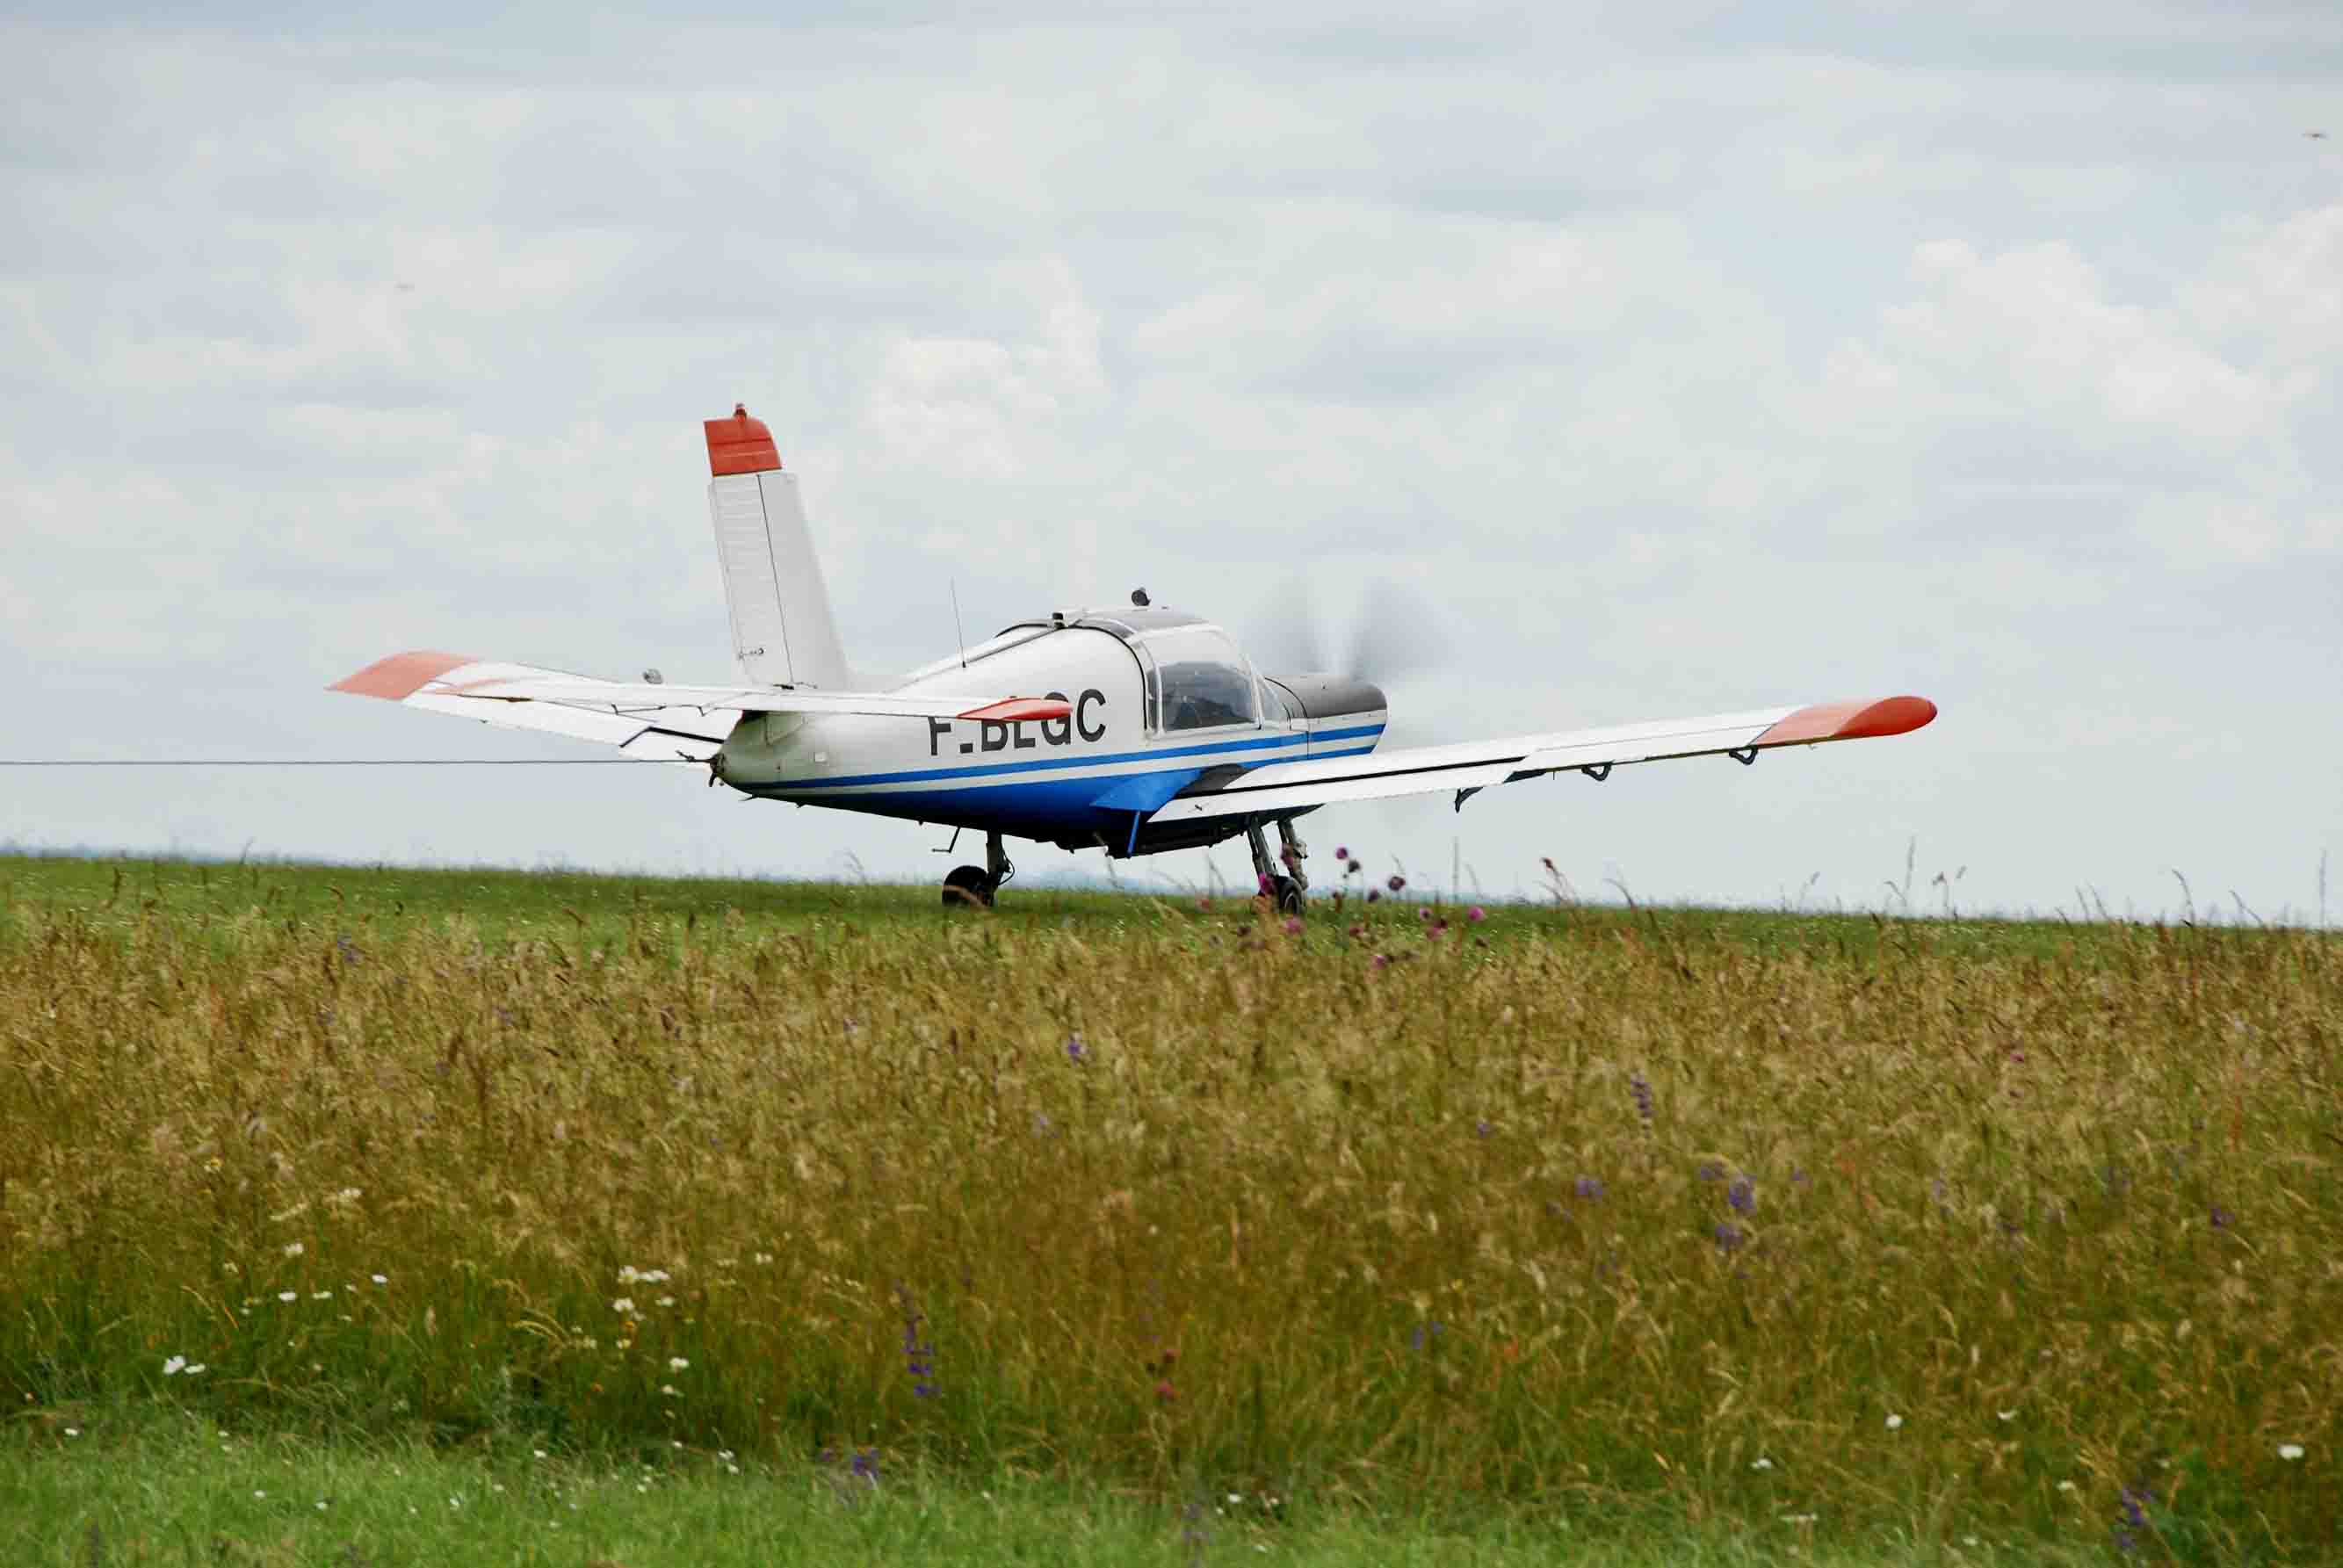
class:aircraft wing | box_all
[1147,696,1937,823]
[329,650,1069,762]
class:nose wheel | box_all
[943,831,1015,910]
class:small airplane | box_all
[333,405,1937,910]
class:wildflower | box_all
[661,1384,680,1396]
[1065,1032,1088,1065]
[1370,954,1389,972]
[1256,874,1274,897]
[2057,1481,2078,1493]
[1727,1176,1755,1214]
[1713,1223,1745,1253]
[63,1427,79,1437]
[657,1296,676,1307]
[899,1286,938,1398]
[533,1449,548,1460]
[1780,1513,1819,1525]
[311,1291,332,1301]
[611,1297,636,1314]
[253,1490,265,1499]
[2279,1443,2304,1461]
[1751,1456,1773,1470]
[184,1363,205,1376]
[2210,1204,2235,1229]
[1466,905,1486,922]
[1282,916,1302,936]
[1365,888,1381,903]
[1475,1119,1493,1138]
[371,1274,387,1286]
[1574,1175,1604,1200]
[1386,873,1406,892]
[282,1241,305,1258]
[1334,846,1348,861]
[667,1355,690,1371]
[163,1356,186,1377]
[278,1290,297,1303]
[850,1449,880,1485]
[2118,1484,2150,1528]
[1629,1073,1654,1124]
[1998,1410,2017,1422]
[1885,1413,1905,1430]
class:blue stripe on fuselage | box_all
[755,726,1383,793]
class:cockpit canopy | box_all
[1140,625,1257,732]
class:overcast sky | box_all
[4,3,2338,921]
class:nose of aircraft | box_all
[1262,672,1388,719]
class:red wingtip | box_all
[957,697,1075,724]
[329,650,475,700]
[705,405,781,476]
[1756,695,1937,747]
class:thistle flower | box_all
[1282,917,1302,936]
[1366,889,1381,903]
[1466,905,1486,922]
[1334,846,1349,861]
[1727,1176,1755,1214]
[1386,873,1406,892]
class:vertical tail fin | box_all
[704,405,852,690]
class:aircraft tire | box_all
[942,864,995,910]
[1271,875,1304,917]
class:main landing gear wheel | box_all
[1269,875,1304,917]
[942,829,1015,911]
[941,864,994,909]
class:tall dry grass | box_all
[2,873,2336,1552]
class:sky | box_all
[4,2,2338,921]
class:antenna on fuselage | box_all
[950,580,969,669]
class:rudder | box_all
[705,405,851,690]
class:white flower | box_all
[253,1490,266,1499]
[618,1266,641,1284]
[718,1449,734,1462]
[1998,1410,2016,1422]
[1228,1492,1244,1504]
[656,1296,676,1308]
[184,1363,206,1376]
[1963,1535,1978,1547]
[278,1291,297,1303]
[371,1274,387,1286]
[2057,1481,2078,1493]
[2278,1443,2305,1461]
[669,1356,689,1371]
[311,1291,332,1301]
[163,1355,186,1376]
[661,1384,680,1396]
[611,1297,635,1314]
[1750,1456,1774,1470]
[63,1427,80,1437]
[282,1241,305,1257]
[1780,1512,1818,1525]
[315,1501,328,1511]
[1885,1413,1905,1430]
[533,1449,548,1460]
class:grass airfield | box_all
[1,854,2335,1564]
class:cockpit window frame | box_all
[1134,625,1262,737]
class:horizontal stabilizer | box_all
[330,650,1069,757]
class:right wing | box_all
[329,650,1068,761]
[1147,696,1937,822]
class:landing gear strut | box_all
[942,831,1016,910]
[1246,818,1306,917]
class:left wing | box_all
[1147,696,1936,822]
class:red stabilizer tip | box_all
[705,405,781,476]
[328,650,474,700]
[1756,695,1938,747]
[958,697,1074,724]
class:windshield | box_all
[1141,627,1257,732]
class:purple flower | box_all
[1282,916,1303,936]
[1713,1223,1745,1253]
[1386,873,1406,892]
[1408,1320,1445,1351]
[1697,1160,1725,1183]
[1727,1176,1755,1214]
[850,1448,880,1483]
[1334,845,1349,861]
[1065,1032,1088,1065]
[1629,1073,1654,1124]
[1466,906,1486,922]
[1256,873,1273,896]
[1369,953,1389,972]
[1475,1119,1493,1138]
[1366,888,1381,903]
[896,1286,937,1399]
[2210,1203,2234,1230]
[1574,1175,1605,1200]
